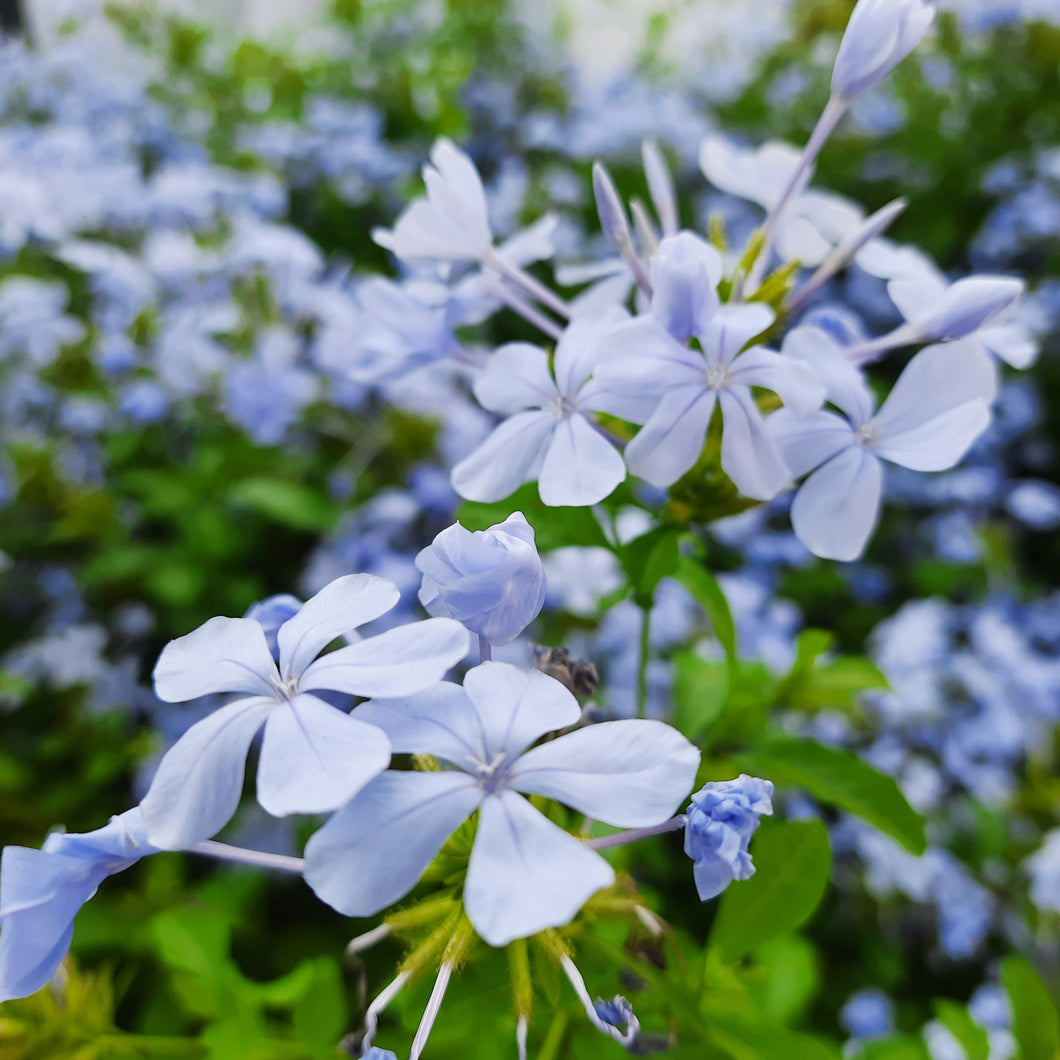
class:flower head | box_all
[684,774,774,900]
[0,809,157,1002]
[141,574,468,849]
[305,662,700,946]
[831,0,935,105]
[416,512,546,645]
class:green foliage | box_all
[933,999,990,1060]
[710,819,832,962]
[736,738,927,855]
[1002,957,1060,1060]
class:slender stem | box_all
[190,841,305,874]
[635,602,651,720]
[585,815,687,851]
[485,249,573,321]
[346,923,391,958]
[362,971,411,1053]
[479,636,492,663]
[745,96,846,295]
[484,276,564,341]
[410,962,453,1060]
[517,1015,529,1060]
[845,322,921,365]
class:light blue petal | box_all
[464,791,614,946]
[728,347,825,415]
[624,386,716,488]
[510,719,700,827]
[463,662,581,762]
[719,388,792,501]
[538,414,625,508]
[355,683,485,772]
[791,446,883,561]
[451,411,555,503]
[256,694,391,816]
[473,343,555,413]
[141,696,276,849]
[648,232,723,343]
[304,771,483,917]
[153,616,278,702]
[299,618,469,698]
[276,574,399,684]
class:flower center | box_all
[548,394,577,419]
[473,751,510,794]
[704,364,730,391]
[855,422,880,448]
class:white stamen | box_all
[516,1015,529,1060]
[410,962,453,1060]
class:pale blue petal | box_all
[510,719,700,826]
[299,618,469,698]
[256,694,391,816]
[698,303,775,368]
[719,388,792,500]
[141,697,276,849]
[791,446,883,561]
[473,344,556,413]
[768,408,856,478]
[780,326,874,425]
[464,791,614,946]
[451,411,555,503]
[355,683,484,772]
[538,414,625,507]
[871,341,996,440]
[276,574,399,684]
[304,771,483,917]
[624,386,716,487]
[153,616,277,702]
[873,402,991,472]
[553,312,625,400]
[728,346,825,415]
[463,662,581,762]
[648,232,723,342]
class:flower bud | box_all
[831,0,935,105]
[416,512,546,645]
[684,774,774,900]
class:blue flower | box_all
[840,988,894,1039]
[684,774,774,900]
[0,809,158,1002]
[305,662,700,946]
[141,575,468,850]
[416,512,546,646]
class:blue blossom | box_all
[416,512,546,646]
[599,297,824,499]
[243,594,304,660]
[684,774,774,900]
[771,334,994,560]
[451,313,628,507]
[830,0,936,105]
[374,137,493,265]
[1025,829,1060,913]
[305,662,700,945]
[840,988,894,1038]
[0,808,158,1002]
[141,575,468,849]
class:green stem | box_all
[536,1009,568,1060]
[636,602,652,720]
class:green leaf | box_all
[1001,956,1060,1060]
[771,629,886,715]
[672,651,730,740]
[291,958,347,1053]
[621,527,680,601]
[710,819,831,962]
[748,935,820,1026]
[455,484,609,552]
[675,554,736,662]
[859,1036,931,1060]
[735,737,927,856]
[707,1015,839,1060]
[229,478,338,532]
[933,1000,990,1060]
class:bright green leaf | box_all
[675,554,737,662]
[1001,956,1060,1060]
[622,527,680,600]
[933,999,990,1060]
[710,819,831,962]
[229,478,338,532]
[736,737,927,856]
[672,652,730,740]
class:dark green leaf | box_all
[710,819,831,962]
[229,478,338,532]
[621,527,680,600]
[736,737,927,855]
[933,1000,990,1060]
